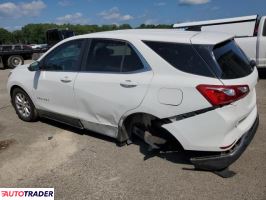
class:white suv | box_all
[7,29,259,171]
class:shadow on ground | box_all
[40,118,234,177]
[40,118,116,144]
[40,118,192,166]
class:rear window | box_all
[143,41,215,77]
[212,40,253,79]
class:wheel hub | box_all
[15,93,31,118]
[12,58,22,66]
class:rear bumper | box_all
[190,114,259,171]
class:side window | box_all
[85,39,144,72]
[43,39,83,71]
[143,41,214,77]
[122,45,144,72]
[86,39,125,72]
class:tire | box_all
[12,88,38,122]
[7,55,24,69]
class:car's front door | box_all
[33,39,85,118]
[74,39,153,137]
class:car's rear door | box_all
[74,39,153,137]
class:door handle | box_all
[120,80,138,88]
[60,77,72,83]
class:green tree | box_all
[118,24,132,30]
[1,23,173,45]
[137,24,173,29]
[11,30,24,43]
[0,28,12,44]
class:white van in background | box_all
[174,15,266,68]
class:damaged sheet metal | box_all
[132,126,167,150]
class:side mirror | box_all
[250,60,256,68]
[28,61,40,71]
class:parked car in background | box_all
[174,15,266,68]
[7,29,259,171]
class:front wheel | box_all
[12,88,38,122]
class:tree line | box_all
[0,23,173,45]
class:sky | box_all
[0,0,265,31]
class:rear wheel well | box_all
[121,113,184,150]
[123,113,157,134]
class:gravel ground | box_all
[0,63,265,200]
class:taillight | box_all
[196,84,249,106]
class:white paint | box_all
[173,15,258,29]
[74,71,153,138]
[7,29,258,152]
[235,37,257,61]
[33,71,79,118]
[158,88,183,106]
[201,21,256,37]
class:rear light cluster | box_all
[196,84,250,106]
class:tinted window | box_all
[43,39,83,71]
[86,39,124,72]
[144,41,214,77]
[122,45,144,72]
[213,40,253,79]
[85,39,144,72]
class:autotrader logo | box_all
[0,188,54,199]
